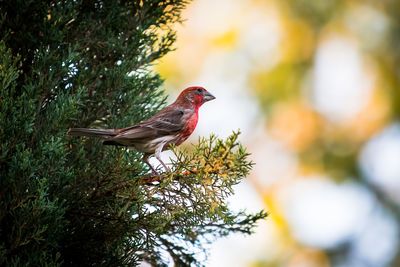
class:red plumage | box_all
[68,86,215,173]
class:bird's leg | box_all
[155,143,170,172]
[143,153,158,175]
[156,156,170,172]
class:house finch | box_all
[68,86,215,174]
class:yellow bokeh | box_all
[268,101,321,151]
[157,0,400,266]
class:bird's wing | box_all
[114,108,187,141]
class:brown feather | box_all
[68,128,117,138]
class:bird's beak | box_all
[203,91,216,102]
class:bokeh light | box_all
[278,178,375,248]
[156,0,400,266]
[359,124,400,204]
[311,36,373,123]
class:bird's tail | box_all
[68,128,117,138]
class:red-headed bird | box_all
[68,86,215,174]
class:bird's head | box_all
[176,86,216,108]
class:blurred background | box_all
[155,0,400,266]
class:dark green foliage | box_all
[0,1,266,266]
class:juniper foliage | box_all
[0,1,266,266]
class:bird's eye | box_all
[196,88,202,93]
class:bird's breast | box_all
[177,112,198,144]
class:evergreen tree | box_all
[0,1,267,266]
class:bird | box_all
[68,86,215,174]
